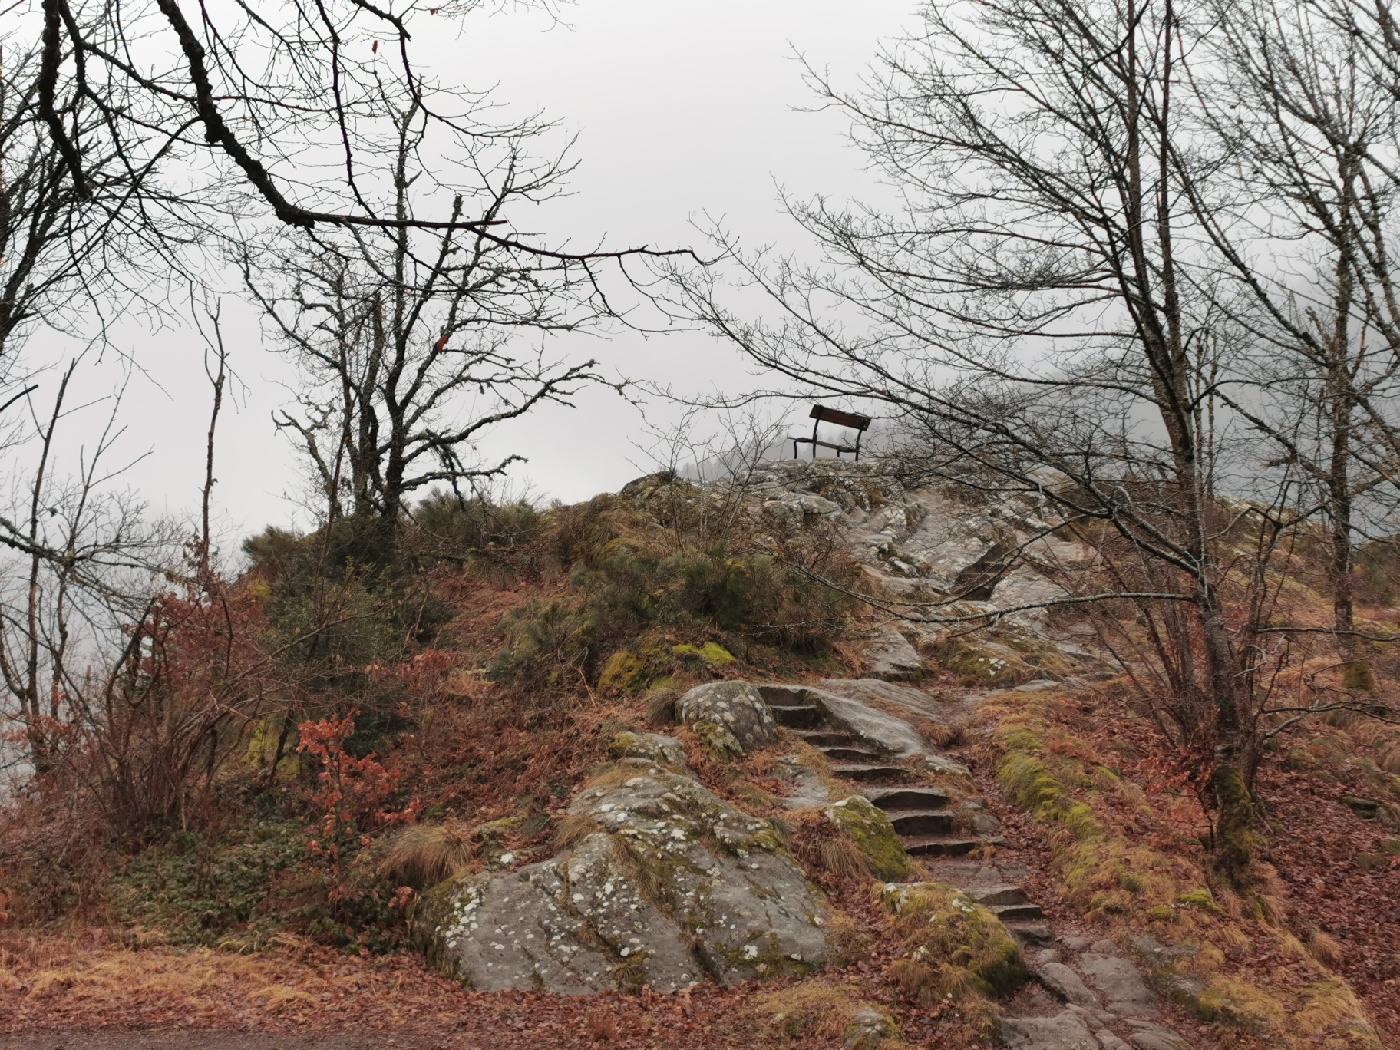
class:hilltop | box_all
[1,457,1396,1049]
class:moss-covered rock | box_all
[878,881,1028,1004]
[671,641,735,666]
[598,639,737,695]
[678,680,778,756]
[606,730,687,770]
[825,796,912,881]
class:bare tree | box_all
[0,359,171,774]
[1188,0,1400,685]
[668,0,1374,883]
[29,0,695,267]
[245,97,621,565]
[0,35,181,394]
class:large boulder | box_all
[416,759,827,994]
[678,681,778,756]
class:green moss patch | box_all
[825,796,912,881]
[878,881,1026,1026]
[985,694,1383,1049]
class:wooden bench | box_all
[792,404,872,461]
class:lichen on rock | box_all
[416,762,827,994]
[606,730,687,770]
[678,680,778,756]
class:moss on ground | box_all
[876,880,1025,1033]
[750,981,903,1048]
[985,692,1383,1049]
[927,631,1076,687]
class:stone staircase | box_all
[763,681,1191,1048]
[768,690,1052,947]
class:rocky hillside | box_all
[2,457,1396,1050]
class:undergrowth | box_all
[983,690,1382,1049]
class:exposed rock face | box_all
[844,1005,900,1048]
[860,624,924,679]
[677,681,778,756]
[416,750,827,994]
[606,730,686,769]
[760,681,971,778]
[742,460,1091,644]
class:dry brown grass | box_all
[379,822,476,890]
[1305,929,1347,968]
[749,980,899,1046]
[782,809,875,892]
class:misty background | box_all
[21,0,917,547]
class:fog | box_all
[19,0,919,548]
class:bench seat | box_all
[792,404,872,461]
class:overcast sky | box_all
[24,0,918,548]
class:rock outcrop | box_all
[416,745,827,994]
[677,680,778,756]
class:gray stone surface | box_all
[844,1006,899,1049]
[861,625,924,679]
[1000,1009,1102,1049]
[1037,961,1101,1007]
[423,859,614,995]
[775,754,833,809]
[419,766,826,994]
[1127,1026,1191,1050]
[606,730,686,769]
[1077,953,1157,1016]
[781,681,974,777]
[817,677,949,719]
[760,490,844,528]
[678,681,778,755]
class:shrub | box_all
[109,821,308,947]
[490,544,856,689]
[406,492,544,563]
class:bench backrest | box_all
[810,404,872,432]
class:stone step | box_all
[969,885,1031,908]
[771,704,824,729]
[757,684,810,708]
[990,902,1044,924]
[1003,919,1055,947]
[821,745,886,763]
[864,786,951,811]
[889,810,958,836]
[794,729,854,748]
[903,834,999,857]
[829,762,911,783]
